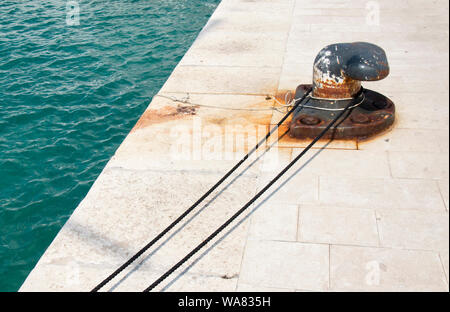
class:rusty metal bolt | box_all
[351,113,370,124]
[300,116,321,126]
[373,101,390,109]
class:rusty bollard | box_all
[290,42,395,141]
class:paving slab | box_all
[248,202,298,242]
[376,210,449,252]
[319,176,447,211]
[298,205,379,247]
[160,65,281,95]
[358,129,449,153]
[292,149,392,179]
[239,240,329,291]
[180,31,289,68]
[330,245,448,291]
[388,151,449,180]
[256,172,319,205]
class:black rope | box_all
[91,89,312,292]
[142,90,360,292]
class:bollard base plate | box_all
[289,84,395,141]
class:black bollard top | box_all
[313,42,390,99]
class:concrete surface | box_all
[21,0,449,292]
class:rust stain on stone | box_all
[132,105,197,131]
[199,100,274,127]
[132,97,274,133]
[222,102,273,126]
[278,132,358,149]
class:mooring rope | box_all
[156,90,364,114]
[155,94,288,113]
[91,88,312,292]
[142,90,359,292]
[273,91,366,112]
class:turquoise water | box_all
[0,0,220,291]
